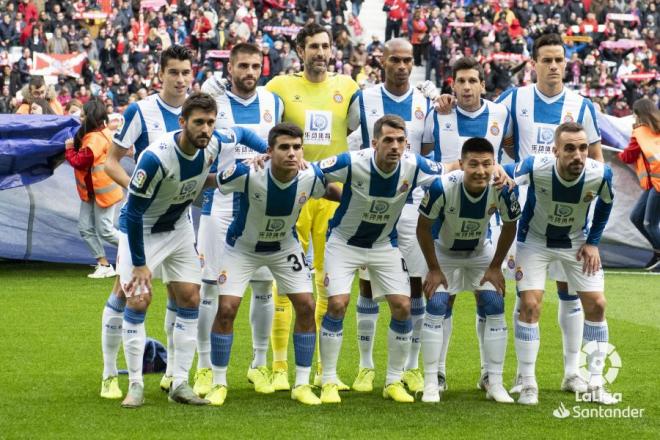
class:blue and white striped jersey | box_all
[119,128,265,266]
[513,155,614,249]
[216,162,327,252]
[422,99,511,163]
[418,170,521,253]
[497,85,600,161]
[200,86,283,219]
[320,149,442,248]
[113,93,181,158]
[353,84,432,154]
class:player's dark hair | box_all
[181,92,217,120]
[230,43,262,63]
[633,97,660,134]
[73,98,108,150]
[554,122,585,145]
[461,137,494,158]
[452,57,485,81]
[268,122,303,148]
[160,44,194,72]
[532,33,565,60]
[373,114,407,139]
[29,75,45,89]
[295,23,333,51]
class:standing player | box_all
[265,23,360,390]
[99,45,194,399]
[117,93,268,407]
[511,122,616,405]
[496,33,603,395]
[349,38,434,394]
[421,57,511,391]
[194,43,284,397]
[205,123,341,406]
[417,137,520,403]
[317,115,446,404]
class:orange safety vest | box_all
[632,125,660,192]
[74,128,124,208]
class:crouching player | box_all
[511,122,616,405]
[116,93,267,408]
[206,123,341,406]
[417,137,521,403]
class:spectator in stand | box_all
[410,7,428,67]
[384,0,407,41]
[618,98,660,271]
[15,75,64,115]
[46,26,69,54]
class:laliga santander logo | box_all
[579,341,621,385]
[553,402,571,419]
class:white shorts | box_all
[117,225,201,297]
[515,240,604,293]
[217,243,312,297]
[359,203,426,281]
[198,214,273,284]
[488,215,518,280]
[435,244,496,294]
[324,236,410,301]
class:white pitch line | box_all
[604,271,660,276]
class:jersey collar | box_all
[533,84,566,104]
[456,99,487,118]
[553,160,585,187]
[226,89,258,106]
[381,83,412,102]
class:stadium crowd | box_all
[0,0,657,115]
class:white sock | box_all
[172,307,199,389]
[295,367,312,387]
[293,332,315,386]
[438,312,452,376]
[356,295,379,369]
[514,320,540,387]
[197,282,218,370]
[512,294,521,378]
[558,294,584,377]
[386,318,412,385]
[249,280,273,368]
[405,296,425,370]
[123,307,146,386]
[421,312,444,389]
[102,293,125,379]
[211,332,232,386]
[583,320,609,387]
[164,298,177,377]
[476,308,487,374]
[484,314,508,386]
[319,314,343,384]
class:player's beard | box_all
[186,130,210,149]
[234,76,257,95]
[306,57,328,75]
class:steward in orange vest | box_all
[619,124,660,192]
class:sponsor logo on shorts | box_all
[515,267,523,281]
[218,271,228,284]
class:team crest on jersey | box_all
[399,180,410,193]
[222,164,237,180]
[515,267,523,281]
[133,169,147,188]
[564,112,574,123]
[333,91,343,103]
[490,122,500,136]
[218,271,228,284]
[415,107,424,120]
[583,191,595,203]
[298,192,308,204]
[263,110,272,123]
[320,156,337,169]
[488,204,497,215]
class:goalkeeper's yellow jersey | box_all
[266,72,359,162]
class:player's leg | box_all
[208,294,243,406]
[477,290,513,403]
[161,283,178,392]
[420,291,450,403]
[353,273,378,392]
[513,241,551,405]
[248,277,274,386]
[437,294,455,390]
[271,287,293,390]
[100,277,125,399]
[475,291,488,390]
[370,249,414,403]
[402,277,424,393]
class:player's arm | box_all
[583,99,604,162]
[579,166,614,275]
[105,143,131,188]
[203,173,217,189]
[317,153,351,184]
[417,179,448,298]
[421,110,436,157]
[347,90,361,134]
[442,160,461,173]
[323,183,342,202]
[588,141,604,162]
[227,126,268,153]
[124,152,164,295]
[496,89,516,161]
[216,162,250,194]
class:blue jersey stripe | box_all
[176,147,205,181]
[157,101,181,132]
[551,171,585,203]
[456,107,489,138]
[327,162,352,236]
[459,186,489,219]
[382,91,412,121]
[533,90,564,125]
[226,173,250,246]
[369,161,400,197]
[266,173,298,216]
[348,221,387,248]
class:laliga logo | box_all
[553,402,571,419]
[579,341,621,385]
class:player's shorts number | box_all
[288,253,309,272]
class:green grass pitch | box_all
[1,262,658,439]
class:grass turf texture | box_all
[1,261,658,439]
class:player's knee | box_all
[389,298,410,321]
[126,295,149,312]
[426,292,449,316]
[480,290,505,315]
[217,300,238,323]
[583,295,606,320]
[327,296,349,318]
[292,295,316,318]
